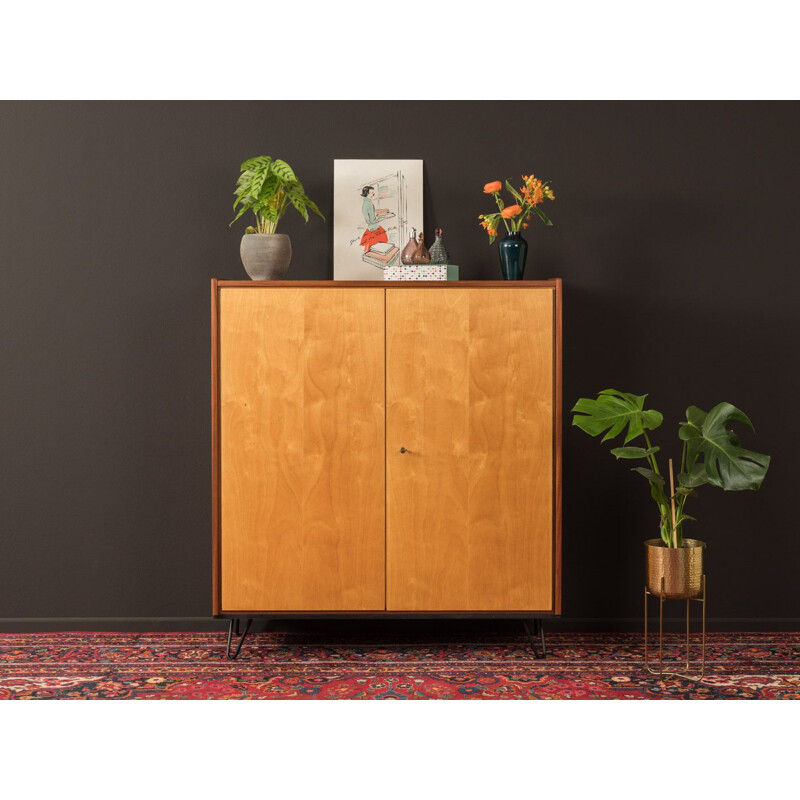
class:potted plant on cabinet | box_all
[571,389,770,598]
[230,155,324,280]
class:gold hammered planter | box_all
[645,539,705,599]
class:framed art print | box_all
[333,159,423,280]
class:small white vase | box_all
[239,234,292,280]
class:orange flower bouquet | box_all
[479,175,555,244]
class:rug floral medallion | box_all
[0,631,797,700]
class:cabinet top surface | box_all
[214,280,561,289]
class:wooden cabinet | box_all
[212,280,562,618]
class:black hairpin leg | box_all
[522,618,547,659]
[225,617,252,660]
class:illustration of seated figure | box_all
[359,186,391,252]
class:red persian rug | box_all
[0,630,797,699]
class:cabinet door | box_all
[219,288,385,611]
[386,288,554,611]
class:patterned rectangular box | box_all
[384,264,455,281]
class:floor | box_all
[1,625,797,698]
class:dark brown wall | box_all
[1,101,797,629]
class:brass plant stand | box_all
[644,574,706,680]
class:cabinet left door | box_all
[217,287,386,612]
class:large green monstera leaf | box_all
[678,403,770,491]
[571,389,663,444]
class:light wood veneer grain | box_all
[219,288,385,611]
[386,288,554,611]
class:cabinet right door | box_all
[386,288,554,611]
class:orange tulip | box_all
[483,181,502,194]
[501,204,522,218]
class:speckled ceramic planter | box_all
[240,234,292,280]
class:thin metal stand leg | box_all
[685,598,691,672]
[644,584,649,669]
[522,619,547,659]
[659,581,664,675]
[700,575,707,679]
[225,617,252,660]
[644,574,706,681]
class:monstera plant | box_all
[571,390,770,548]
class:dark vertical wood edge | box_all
[552,279,563,615]
[211,279,221,616]
[383,289,388,611]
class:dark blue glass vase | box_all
[498,231,528,280]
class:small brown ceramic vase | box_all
[400,228,418,264]
[411,232,431,264]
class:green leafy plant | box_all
[571,389,770,547]
[230,155,324,234]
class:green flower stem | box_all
[492,193,512,233]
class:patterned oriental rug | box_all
[0,630,797,699]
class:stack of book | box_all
[362,241,400,270]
